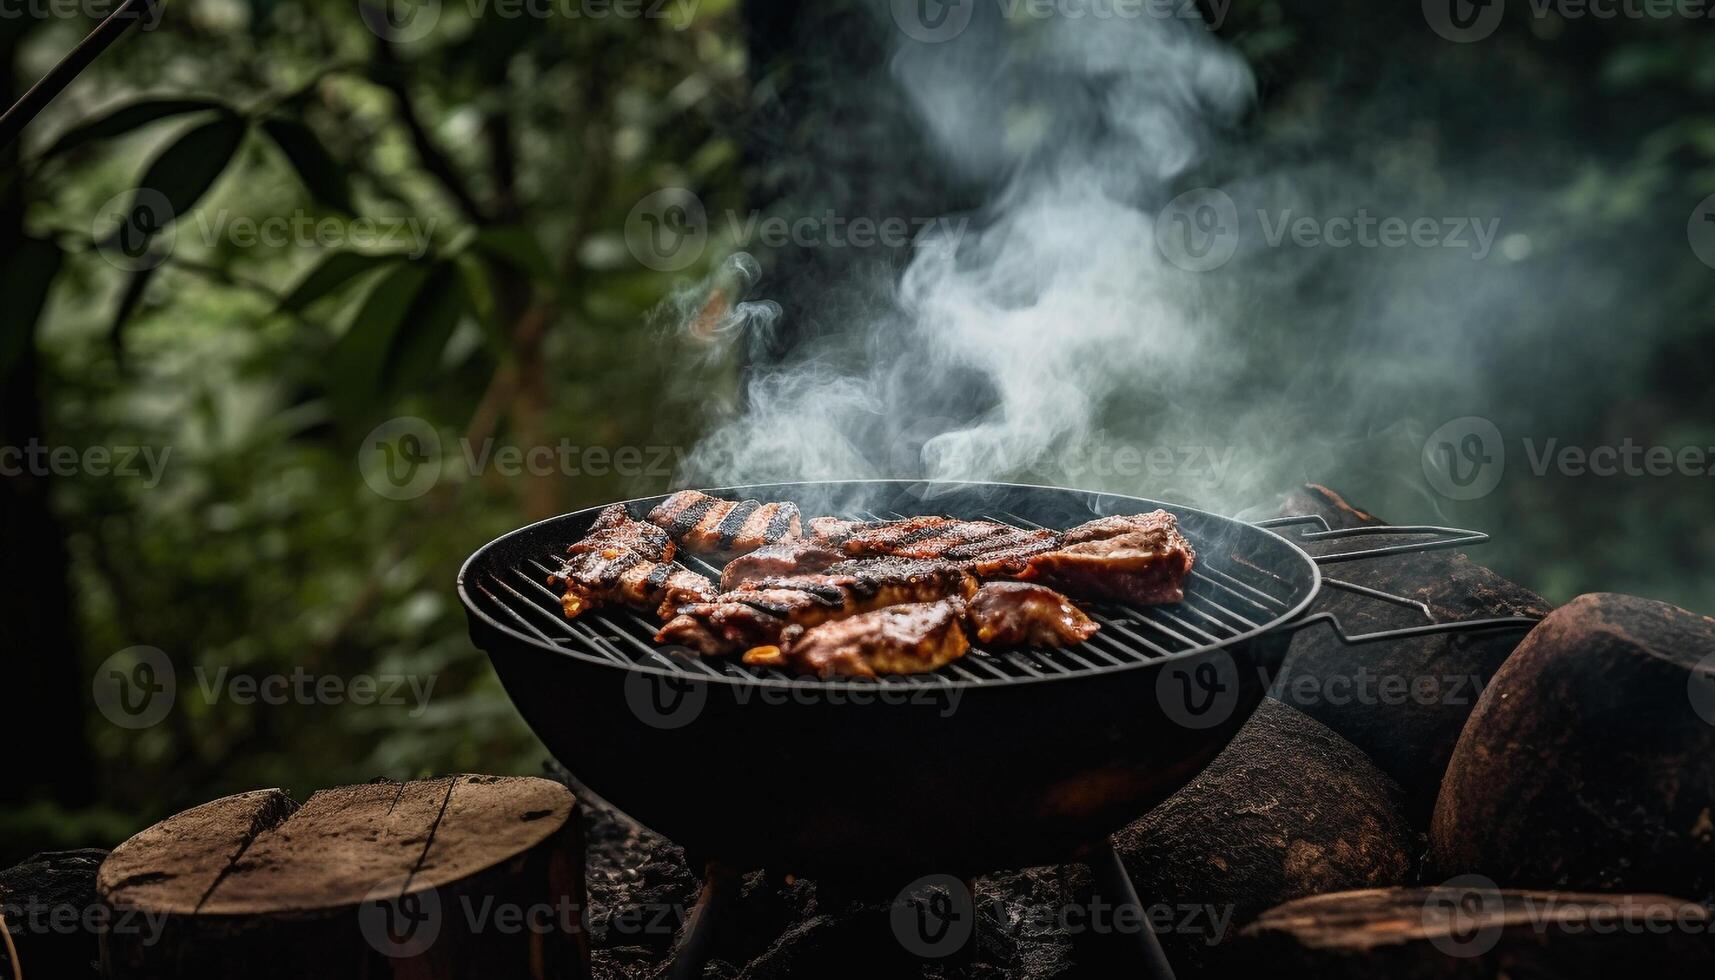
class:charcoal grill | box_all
[458,480,1537,978]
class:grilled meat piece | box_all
[966,582,1099,647]
[810,515,1059,569]
[1010,510,1195,605]
[655,558,977,656]
[748,600,971,678]
[719,538,843,591]
[647,490,802,558]
[552,504,716,619]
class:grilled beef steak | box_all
[810,515,1060,568]
[719,538,843,591]
[751,600,971,678]
[647,489,802,558]
[552,504,716,619]
[655,558,977,656]
[1010,510,1195,604]
[966,581,1099,647]
[808,510,1194,605]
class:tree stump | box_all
[1109,698,1415,978]
[1431,593,1715,901]
[1270,485,1550,821]
[97,775,587,980]
[1235,886,1715,978]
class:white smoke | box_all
[681,5,1259,501]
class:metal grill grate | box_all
[471,509,1301,686]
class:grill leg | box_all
[1086,842,1177,980]
[666,862,739,980]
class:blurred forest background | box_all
[3,0,1713,860]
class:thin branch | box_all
[371,34,488,225]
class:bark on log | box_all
[1431,593,1715,901]
[96,775,587,980]
[1235,886,1715,978]
[0,849,108,979]
[1108,698,1415,978]
[1271,485,1551,822]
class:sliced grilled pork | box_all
[750,600,971,678]
[646,490,802,558]
[655,558,977,657]
[965,582,1099,647]
[552,504,716,619]
[719,538,843,591]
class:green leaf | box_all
[41,99,226,159]
[0,238,63,380]
[130,114,248,225]
[279,251,397,313]
[473,226,554,283]
[109,264,160,367]
[260,117,354,214]
[330,261,430,412]
[387,269,469,391]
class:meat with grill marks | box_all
[965,582,1100,647]
[551,504,716,619]
[647,489,802,558]
[809,515,1060,571]
[1011,511,1196,605]
[746,600,971,678]
[654,558,978,657]
[719,538,843,591]
[808,510,1194,604]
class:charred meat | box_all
[810,515,1060,570]
[748,600,971,678]
[655,558,977,656]
[1010,510,1195,605]
[719,538,844,591]
[965,582,1099,647]
[647,490,802,558]
[807,510,1194,604]
[552,504,716,619]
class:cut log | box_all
[1235,886,1715,978]
[1431,593,1715,901]
[1270,485,1550,822]
[1108,698,1415,978]
[0,849,108,979]
[97,775,587,980]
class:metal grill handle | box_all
[1253,515,1492,564]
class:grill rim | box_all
[456,479,1324,693]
